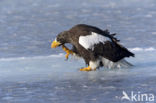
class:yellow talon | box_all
[80,66,95,71]
[62,45,74,59]
[65,53,70,59]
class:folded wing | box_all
[79,32,134,62]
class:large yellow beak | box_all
[51,40,61,48]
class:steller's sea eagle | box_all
[51,24,134,71]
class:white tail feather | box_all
[102,57,132,69]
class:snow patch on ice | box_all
[152,32,156,35]
[0,53,64,61]
[145,14,153,18]
[129,47,155,52]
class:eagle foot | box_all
[80,66,96,71]
[62,45,74,60]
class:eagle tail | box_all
[102,58,133,69]
[116,59,133,68]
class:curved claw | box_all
[65,53,70,60]
[62,45,74,60]
[80,66,96,71]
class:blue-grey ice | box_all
[0,0,156,103]
[0,50,156,103]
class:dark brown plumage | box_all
[52,24,134,70]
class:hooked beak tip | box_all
[51,40,61,48]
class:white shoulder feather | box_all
[79,32,111,50]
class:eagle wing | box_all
[78,31,134,62]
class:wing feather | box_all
[79,32,111,50]
[75,25,134,62]
[93,41,134,62]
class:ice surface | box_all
[0,50,156,103]
[0,0,156,103]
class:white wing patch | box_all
[79,32,111,50]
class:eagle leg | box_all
[62,45,74,60]
[80,66,96,71]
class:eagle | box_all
[51,24,134,71]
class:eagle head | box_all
[51,31,69,48]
